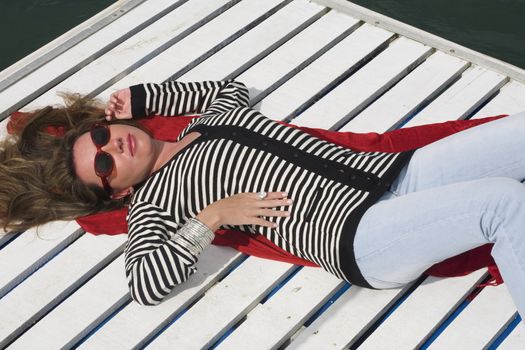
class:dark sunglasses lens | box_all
[95,152,114,176]
[91,125,110,146]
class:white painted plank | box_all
[0,221,82,298]
[78,246,241,349]
[293,36,432,129]
[255,23,394,120]
[98,0,289,100]
[218,267,344,349]
[340,51,468,133]
[27,0,233,109]
[429,284,518,349]
[7,255,129,350]
[0,234,125,348]
[404,66,507,127]
[474,80,525,118]
[359,270,487,349]
[0,0,185,116]
[182,0,327,82]
[236,10,361,103]
[288,285,409,349]
[146,257,295,349]
[499,322,525,349]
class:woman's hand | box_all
[196,192,292,232]
[105,88,132,120]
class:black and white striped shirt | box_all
[125,80,412,305]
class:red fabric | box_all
[8,111,506,282]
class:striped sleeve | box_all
[125,202,215,306]
[129,80,249,118]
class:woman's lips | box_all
[127,134,135,156]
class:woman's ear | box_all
[110,186,134,200]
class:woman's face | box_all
[73,124,157,198]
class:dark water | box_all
[0,0,524,72]
[351,0,525,70]
[0,0,113,72]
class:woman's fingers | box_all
[255,208,291,217]
[105,88,132,120]
[254,198,293,208]
[253,217,279,228]
[251,191,287,200]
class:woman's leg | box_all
[354,177,525,319]
[390,111,525,196]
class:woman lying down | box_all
[1,80,524,324]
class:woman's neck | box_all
[149,132,201,175]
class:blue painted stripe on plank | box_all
[259,265,302,304]
[140,254,250,348]
[488,313,521,349]
[0,232,85,300]
[71,297,132,348]
[419,298,471,349]
[303,281,351,327]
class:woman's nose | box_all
[102,138,124,154]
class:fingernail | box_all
[282,192,288,196]
[273,223,278,227]
[286,199,293,204]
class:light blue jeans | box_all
[354,111,525,320]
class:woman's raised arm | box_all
[105,80,249,120]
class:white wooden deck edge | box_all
[0,0,146,92]
[314,0,525,84]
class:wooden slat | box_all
[404,66,507,127]
[0,234,125,348]
[236,10,361,104]
[146,257,295,349]
[0,221,82,298]
[293,36,432,129]
[288,285,409,349]
[76,247,240,349]
[429,284,518,349]
[359,270,487,349]
[7,255,129,350]
[499,322,525,349]
[98,0,292,99]
[181,0,327,82]
[217,267,344,349]
[0,0,186,117]
[27,0,234,109]
[340,51,469,133]
[473,80,525,117]
[255,23,394,120]
[10,246,240,349]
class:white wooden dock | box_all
[1,0,524,348]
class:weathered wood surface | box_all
[0,0,524,348]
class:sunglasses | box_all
[90,123,114,193]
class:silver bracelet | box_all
[170,218,215,255]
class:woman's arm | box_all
[125,203,214,306]
[125,192,291,306]
[106,80,249,120]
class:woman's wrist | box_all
[170,218,215,255]
[196,209,221,232]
